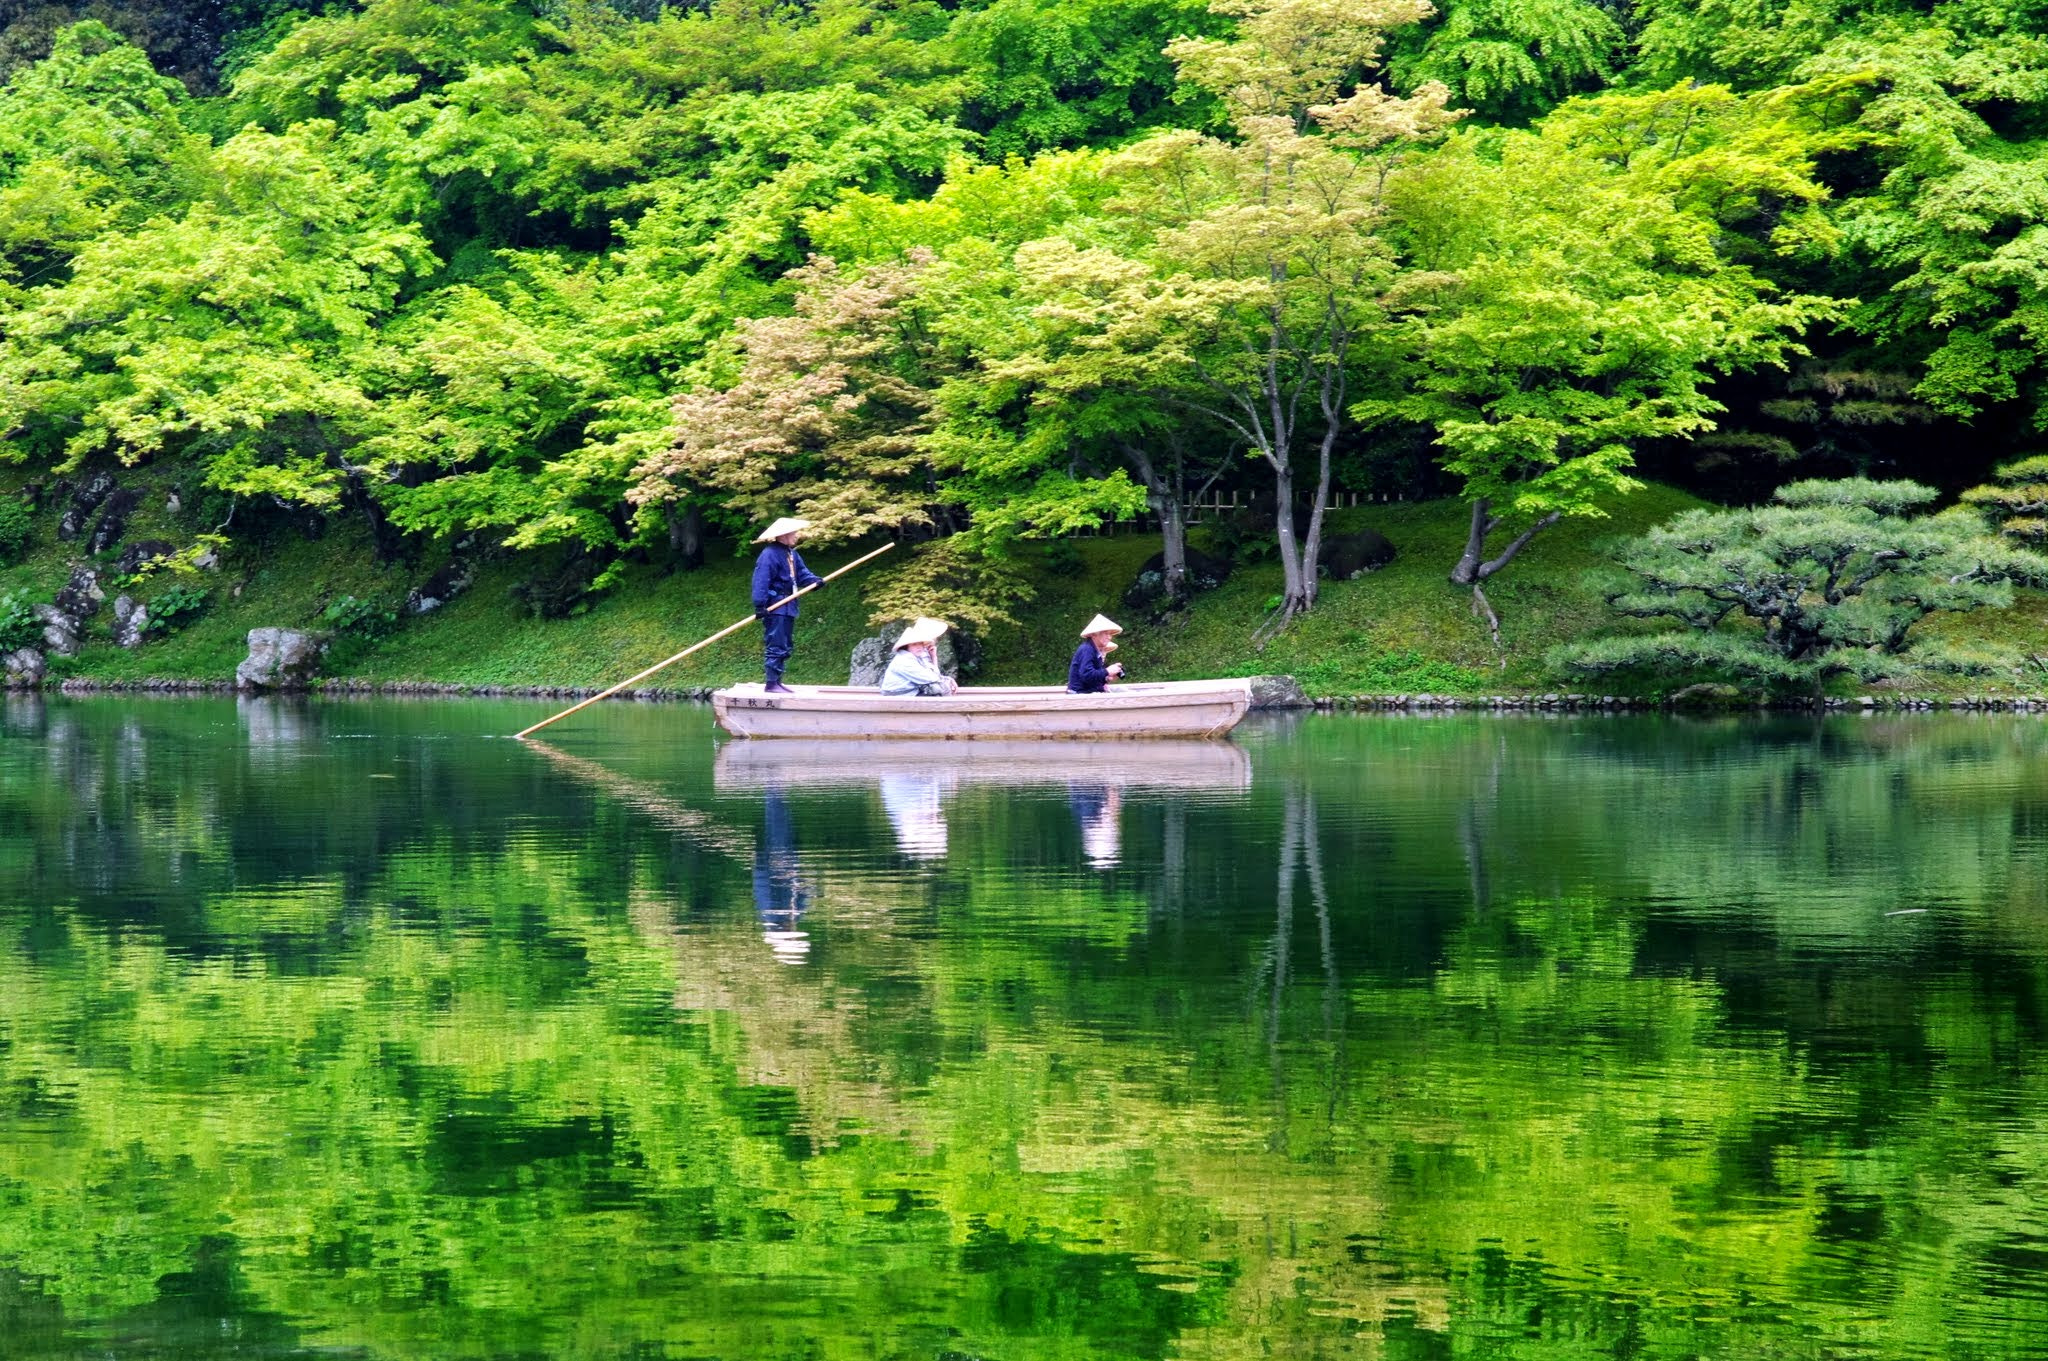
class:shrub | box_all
[0,594,44,653]
[146,585,211,637]
[0,498,31,565]
[322,593,400,639]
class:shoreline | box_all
[15,677,2048,715]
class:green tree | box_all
[0,116,431,503]
[0,21,208,300]
[1381,86,1841,641]
[1388,0,1623,124]
[949,0,1225,157]
[989,0,1458,621]
[628,252,946,546]
[1556,478,2048,692]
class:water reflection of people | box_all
[754,787,811,963]
[1069,783,1123,869]
[878,773,949,859]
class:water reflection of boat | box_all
[718,739,1247,867]
[713,738,1253,792]
[712,680,1253,740]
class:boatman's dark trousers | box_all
[760,610,796,685]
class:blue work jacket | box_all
[1067,640,1113,693]
[752,544,822,616]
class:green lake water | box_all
[3,697,2047,1360]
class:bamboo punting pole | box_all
[512,541,894,740]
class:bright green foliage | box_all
[0,22,207,297]
[1559,478,2048,689]
[951,0,1225,155]
[1787,5,2048,428]
[1382,88,1842,599]
[808,149,1119,263]
[1389,0,1623,123]
[1631,0,1859,90]
[229,0,536,132]
[860,533,1043,633]
[350,254,621,547]
[0,119,431,502]
[10,0,2048,640]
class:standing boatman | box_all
[752,517,822,693]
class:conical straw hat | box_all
[893,617,950,650]
[753,516,813,543]
[1078,614,1122,638]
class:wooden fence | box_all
[1070,489,1403,536]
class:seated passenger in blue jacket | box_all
[751,516,822,693]
[1066,614,1125,694]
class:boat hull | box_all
[711,680,1254,740]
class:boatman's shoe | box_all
[765,682,794,694]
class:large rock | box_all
[236,628,328,691]
[86,487,141,555]
[848,620,972,686]
[114,539,178,575]
[407,561,472,615]
[57,472,117,542]
[1319,527,1396,580]
[1124,546,1233,611]
[53,564,103,620]
[111,595,149,649]
[3,648,44,689]
[35,605,80,657]
[1249,674,1312,710]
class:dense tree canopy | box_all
[2,0,2047,629]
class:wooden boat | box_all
[710,679,1254,740]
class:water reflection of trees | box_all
[2,704,2048,1356]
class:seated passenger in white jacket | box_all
[879,617,958,696]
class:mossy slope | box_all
[9,471,2048,697]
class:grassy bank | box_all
[10,471,2048,698]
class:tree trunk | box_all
[1272,463,1312,618]
[1156,495,1189,603]
[667,502,704,571]
[1123,439,1190,605]
[1450,498,1494,586]
[1451,498,1561,586]
[1297,424,1340,609]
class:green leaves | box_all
[1385,103,1840,587]
[0,117,430,500]
[1389,0,1623,124]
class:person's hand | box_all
[1108,662,1125,679]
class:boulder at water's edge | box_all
[236,628,328,691]
[3,648,44,688]
[1249,675,1312,710]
